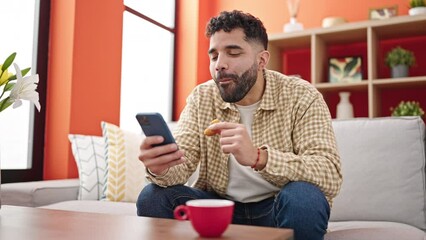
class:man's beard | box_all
[214,62,258,103]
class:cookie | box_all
[204,119,220,136]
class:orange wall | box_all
[174,1,218,120]
[44,0,123,179]
[174,0,411,119]
[174,1,199,120]
[44,0,75,179]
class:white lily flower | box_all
[9,63,41,111]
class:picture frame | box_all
[369,5,398,20]
[329,56,363,83]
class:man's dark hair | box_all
[206,10,268,50]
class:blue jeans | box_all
[136,181,330,240]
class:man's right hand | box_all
[138,136,185,176]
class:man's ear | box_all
[258,50,270,70]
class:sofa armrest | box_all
[1,178,79,207]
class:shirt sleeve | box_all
[258,90,343,203]
[145,88,202,187]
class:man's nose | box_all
[215,55,228,71]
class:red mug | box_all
[174,199,234,238]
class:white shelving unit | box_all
[268,15,426,117]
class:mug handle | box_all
[174,205,190,220]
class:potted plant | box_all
[384,46,416,78]
[409,0,426,15]
[390,101,425,117]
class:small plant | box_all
[390,101,425,117]
[385,46,416,68]
[410,0,426,8]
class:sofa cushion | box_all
[101,121,146,203]
[330,117,426,230]
[1,179,80,207]
[327,221,426,240]
[69,134,107,200]
[39,200,137,216]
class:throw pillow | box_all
[68,134,107,200]
[101,121,146,203]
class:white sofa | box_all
[2,117,425,239]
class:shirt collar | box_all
[258,69,277,111]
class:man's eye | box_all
[210,56,218,61]
[229,52,241,56]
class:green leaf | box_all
[1,52,16,71]
[0,97,13,112]
[5,82,15,91]
[330,63,340,72]
[7,67,31,80]
[21,67,31,77]
[343,58,359,76]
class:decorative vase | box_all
[391,64,409,78]
[284,0,303,33]
[336,92,354,119]
[284,17,304,33]
[409,7,426,16]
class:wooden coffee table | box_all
[0,205,293,239]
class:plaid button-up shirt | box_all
[147,69,342,206]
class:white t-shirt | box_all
[225,102,280,203]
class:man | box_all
[137,10,342,240]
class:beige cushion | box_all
[40,200,137,216]
[101,121,146,203]
[330,117,426,230]
[327,221,426,240]
[1,179,79,207]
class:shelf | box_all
[268,15,426,48]
[372,76,426,88]
[267,15,426,118]
[371,15,426,40]
[268,32,311,50]
[315,81,368,93]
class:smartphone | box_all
[135,112,176,146]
